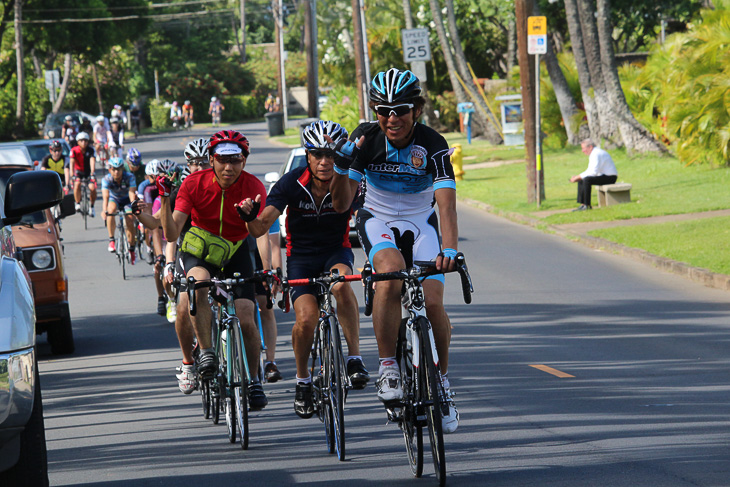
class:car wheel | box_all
[4,360,49,486]
[48,311,75,355]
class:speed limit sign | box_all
[401,28,431,63]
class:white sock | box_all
[441,372,450,390]
[347,355,362,363]
[379,357,398,376]
[296,376,312,385]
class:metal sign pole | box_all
[535,54,542,208]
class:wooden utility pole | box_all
[304,0,318,118]
[13,0,25,139]
[515,0,538,203]
[92,64,104,114]
[240,0,246,63]
[351,0,367,121]
[272,0,282,109]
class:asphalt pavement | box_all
[37,122,730,486]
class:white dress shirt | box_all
[580,147,617,179]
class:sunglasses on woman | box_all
[374,103,414,117]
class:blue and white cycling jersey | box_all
[344,122,455,216]
[102,171,136,203]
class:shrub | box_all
[225,94,265,122]
[432,91,459,132]
[320,85,361,133]
[148,99,169,129]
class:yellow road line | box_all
[529,364,575,378]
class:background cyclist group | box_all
[44,67,462,435]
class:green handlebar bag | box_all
[180,226,242,268]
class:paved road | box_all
[40,123,730,486]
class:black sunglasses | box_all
[374,103,414,117]
[308,149,335,159]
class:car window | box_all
[0,148,32,167]
[288,154,307,173]
[25,145,48,163]
[0,167,47,225]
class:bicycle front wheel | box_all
[397,318,423,477]
[117,222,127,280]
[318,324,335,453]
[418,317,446,485]
[82,187,89,230]
[232,320,249,450]
[327,317,346,461]
[224,327,236,444]
[201,379,211,419]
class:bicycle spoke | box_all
[232,321,249,450]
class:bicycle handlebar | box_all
[176,270,279,317]
[362,252,473,316]
[278,272,363,313]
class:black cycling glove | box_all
[235,200,260,223]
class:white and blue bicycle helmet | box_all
[301,120,348,150]
[108,157,125,169]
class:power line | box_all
[7,8,235,24]
[24,0,224,14]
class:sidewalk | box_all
[461,198,730,292]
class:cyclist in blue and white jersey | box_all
[102,157,138,263]
[241,120,370,419]
[330,68,460,433]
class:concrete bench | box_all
[597,183,632,207]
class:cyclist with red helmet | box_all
[158,129,270,409]
[331,68,461,433]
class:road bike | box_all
[77,177,91,230]
[281,270,362,461]
[182,270,277,449]
[362,254,473,486]
[95,144,109,170]
[108,207,134,280]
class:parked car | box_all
[22,139,71,172]
[264,147,358,247]
[0,142,75,355]
[42,110,96,140]
[0,169,64,482]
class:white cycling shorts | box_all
[355,206,444,283]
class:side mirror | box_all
[264,171,280,184]
[58,193,77,219]
[4,171,63,225]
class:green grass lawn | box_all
[452,140,730,224]
[589,216,730,275]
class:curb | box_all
[460,197,730,293]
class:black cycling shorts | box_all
[175,239,255,302]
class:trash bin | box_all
[264,111,285,137]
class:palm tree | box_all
[595,0,667,153]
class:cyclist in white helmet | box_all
[241,120,369,418]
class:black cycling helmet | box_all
[49,140,63,151]
[369,68,421,105]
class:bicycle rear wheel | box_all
[397,318,423,477]
[418,317,446,486]
[327,317,346,461]
[232,321,249,450]
[201,379,211,419]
